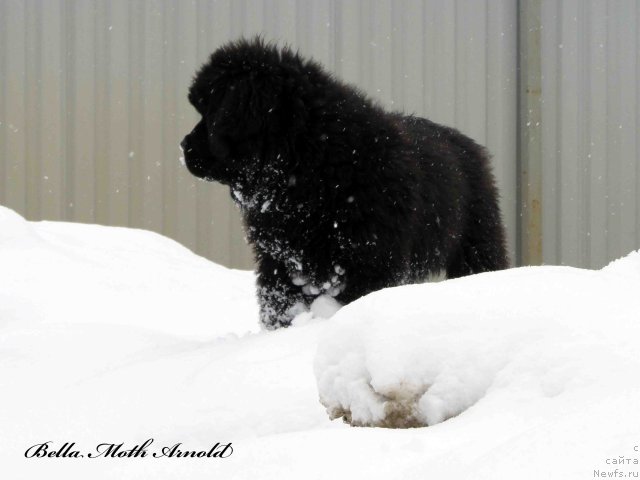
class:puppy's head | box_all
[181,38,309,188]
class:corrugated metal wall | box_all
[8,0,637,271]
[540,0,640,268]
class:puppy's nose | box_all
[180,137,189,152]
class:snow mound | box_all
[0,205,41,246]
[602,249,640,278]
[0,212,259,338]
[315,251,640,428]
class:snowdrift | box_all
[1,205,639,480]
[315,260,640,428]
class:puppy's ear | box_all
[212,75,271,136]
[214,72,309,140]
[250,73,310,140]
[245,75,280,136]
[210,77,257,136]
[242,73,306,138]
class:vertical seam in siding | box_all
[515,0,522,264]
[58,0,65,220]
[582,0,591,264]
[64,1,75,220]
[24,1,40,219]
[453,0,458,126]
[554,0,562,263]
[421,0,427,117]
[93,1,99,221]
[484,0,489,145]
[604,0,611,260]
[637,0,640,246]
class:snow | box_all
[1,204,639,479]
[315,262,640,428]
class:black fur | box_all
[182,38,509,329]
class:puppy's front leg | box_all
[256,256,306,329]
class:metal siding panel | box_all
[429,0,456,127]
[334,0,360,85]
[108,0,132,227]
[541,0,640,268]
[3,1,28,214]
[617,1,638,260]
[455,0,488,144]
[295,0,334,68]
[70,0,97,223]
[487,0,518,264]
[140,0,164,232]
[576,0,591,266]
[266,0,297,45]
[243,0,264,36]
[62,0,75,221]
[558,0,581,266]
[24,0,42,220]
[390,1,404,109]
[519,0,544,266]
[587,0,609,268]
[541,0,559,265]
[357,0,374,93]
[421,1,437,116]
[369,0,394,108]
[94,0,111,226]
[605,4,622,263]
[39,0,64,221]
[400,0,425,115]
[128,0,145,229]
[294,0,311,53]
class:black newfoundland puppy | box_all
[182,38,508,329]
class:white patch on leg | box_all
[426,270,447,282]
[310,295,342,319]
[291,273,308,286]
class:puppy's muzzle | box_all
[181,135,211,180]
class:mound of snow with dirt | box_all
[1,204,639,480]
[315,256,640,428]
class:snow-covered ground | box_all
[1,204,639,479]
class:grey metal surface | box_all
[518,0,543,266]
[540,0,640,268]
[1,0,520,268]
